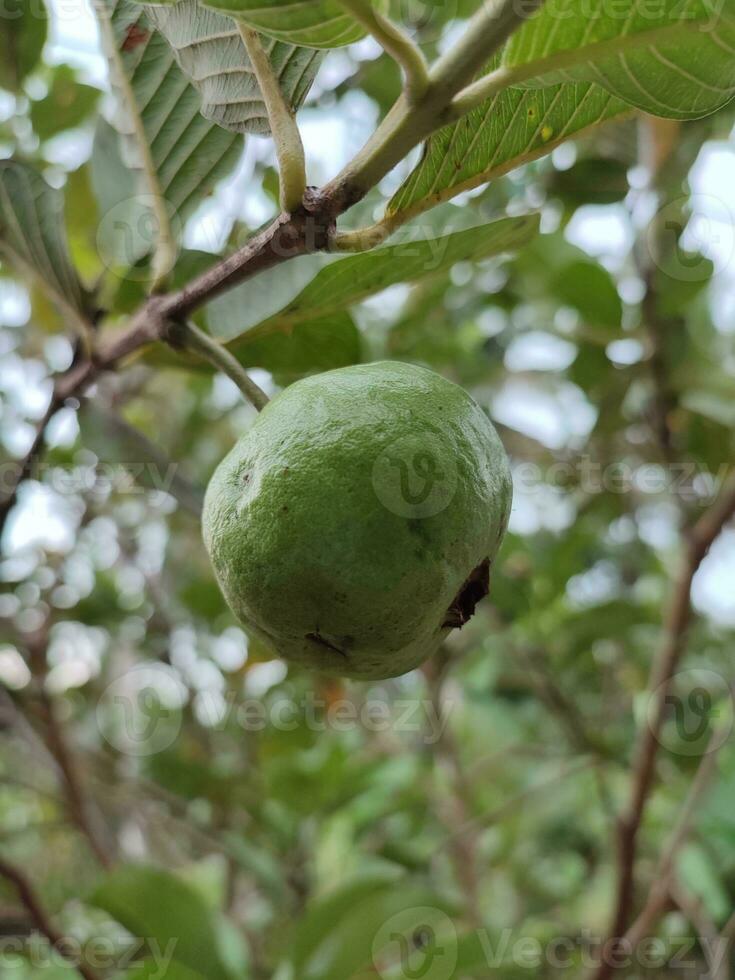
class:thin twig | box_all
[36,689,115,870]
[424,651,483,927]
[0,857,102,980]
[670,880,729,980]
[0,383,68,541]
[623,713,731,956]
[437,756,595,854]
[594,472,735,979]
[238,25,307,213]
[24,631,114,870]
[170,321,269,411]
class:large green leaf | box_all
[242,214,540,339]
[0,160,92,333]
[92,0,243,272]
[503,0,735,120]
[0,0,48,92]
[389,82,628,223]
[199,0,364,47]
[292,882,456,980]
[144,0,323,134]
[288,870,402,974]
[90,865,238,980]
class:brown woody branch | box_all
[594,470,735,980]
[23,631,114,870]
[0,857,102,980]
[0,198,330,543]
[0,0,550,543]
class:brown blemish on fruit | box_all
[306,631,347,657]
[442,558,490,629]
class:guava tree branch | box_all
[1,1,548,545]
[25,629,115,870]
[0,857,102,980]
[322,0,547,209]
[594,470,735,980]
[0,210,316,543]
[622,714,731,957]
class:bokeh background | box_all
[1,0,735,976]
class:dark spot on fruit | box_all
[241,472,250,485]
[442,558,490,629]
[306,631,347,657]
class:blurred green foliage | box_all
[0,0,734,978]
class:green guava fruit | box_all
[203,361,512,680]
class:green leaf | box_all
[229,311,362,378]
[389,82,628,224]
[90,865,238,980]
[550,259,622,334]
[30,65,101,140]
[144,0,323,134]
[0,160,92,333]
[0,0,48,92]
[244,215,540,337]
[199,0,364,47]
[289,870,402,973]
[298,885,455,980]
[547,156,630,206]
[503,0,735,121]
[92,0,243,272]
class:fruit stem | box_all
[178,321,270,411]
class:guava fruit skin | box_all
[203,361,512,680]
